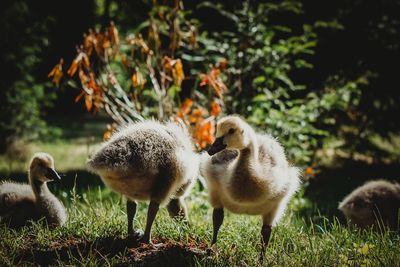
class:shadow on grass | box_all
[16,236,207,266]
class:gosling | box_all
[338,179,400,230]
[87,120,199,244]
[0,152,67,228]
[200,116,300,251]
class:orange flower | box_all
[180,98,193,114]
[172,59,185,86]
[305,167,315,176]
[78,69,89,88]
[85,94,92,112]
[74,91,85,103]
[75,72,102,113]
[210,67,221,77]
[199,74,209,86]
[163,56,173,70]
[88,73,101,93]
[131,68,146,89]
[103,130,112,141]
[189,107,208,123]
[93,92,103,113]
[83,30,96,56]
[199,66,228,98]
[67,50,90,76]
[48,58,64,87]
[211,100,221,117]
[133,34,150,54]
[176,110,185,120]
[194,119,215,149]
[103,124,115,141]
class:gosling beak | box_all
[45,167,61,181]
[208,136,227,155]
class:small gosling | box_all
[201,116,300,251]
[87,120,199,244]
[339,179,400,230]
[0,152,67,228]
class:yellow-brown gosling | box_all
[339,179,400,230]
[0,152,67,228]
[200,116,300,252]
[87,120,199,244]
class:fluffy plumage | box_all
[339,179,400,230]
[0,152,67,228]
[200,116,300,251]
[87,120,199,243]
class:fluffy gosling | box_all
[87,120,199,244]
[201,116,300,252]
[0,152,67,228]
[339,179,400,230]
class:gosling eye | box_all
[228,128,235,135]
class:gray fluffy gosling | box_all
[339,179,400,230]
[201,116,300,251]
[0,152,67,228]
[87,120,199,244]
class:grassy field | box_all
[1,182,399,266]
[1,134,399,266]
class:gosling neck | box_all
[240,130,259,162]
[29,172,50,198]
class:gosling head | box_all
[338,196,375,226]
[208,116,252,155]
[29,152,61,183]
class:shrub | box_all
[0,0,59,152]
[50,1,229,150]
[51,0,368,166]
[197,1,365,165]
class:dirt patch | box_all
[16,236,208,266]
[127,238,208,267]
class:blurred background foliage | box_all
[1,0,400,171]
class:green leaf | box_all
[253,76,266,85]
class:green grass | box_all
[1,183,399,266]
[0,139,100,175]
[1,137,399,266]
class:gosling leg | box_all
[127,199,143,240]
[259,224,272,262]
[261,224,272,249]
[166,197,188,221]
[139,200,160,244]
[211,208,224,245]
